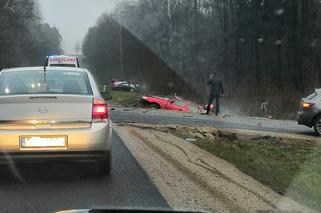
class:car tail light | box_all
[92,97,108,122]
[301,101,315,109]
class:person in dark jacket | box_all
[206,73,224,115]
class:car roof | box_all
[1,66,87,73]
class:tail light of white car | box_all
[301,101,315,109]
[92,97,109,122]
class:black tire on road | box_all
[150,103,160,109]
[97,150,111,175]
[313,115,321,136]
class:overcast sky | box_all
[40,0,119,54]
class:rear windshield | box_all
[0,70,92,95]
[306,91,317,100]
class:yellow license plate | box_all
[20,136,67,148]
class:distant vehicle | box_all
[45,55,80,68]
[297,89,321,135]
[141,94,209,114]
[112,80,143,92]
[0,66,112,174]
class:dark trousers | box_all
[206,94,220,115]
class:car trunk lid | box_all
[0,95,93,129]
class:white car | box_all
[0,66,112,174]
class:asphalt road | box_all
[0,107,314,213]
[110,107,315,136]
[0,133,169,213]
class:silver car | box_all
[0,67,112,174]
[297,89,321,135]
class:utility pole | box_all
[119,14,124,80]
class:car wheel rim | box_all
[317,119,321,134]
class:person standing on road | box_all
[206,73,224,115]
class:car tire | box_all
[150,103,160,109]
[97,150,111,175]
[313,115,321,136]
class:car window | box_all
[306,91,317,100]
[189,103,199,113]
[0,70,92,95]
[173,100,187,107]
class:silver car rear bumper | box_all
[0,121,112,155]
[0,151,108,163]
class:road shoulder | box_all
[113,123,315,213]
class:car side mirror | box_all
[101,91,112,100]
[170,99,174,104]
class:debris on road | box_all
[249,115,273,120]
[183,115,194,117]
[222,114,232,118]
[185,138,197,142]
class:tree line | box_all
[83,0,321,118]
[0,0,62,69]
[82,15,200,98]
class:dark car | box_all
[297,89,321,135]
[112,80,143,92]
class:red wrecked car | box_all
[141,94,214,114]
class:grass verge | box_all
[175,130,321,210]
[110,91,142,107]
